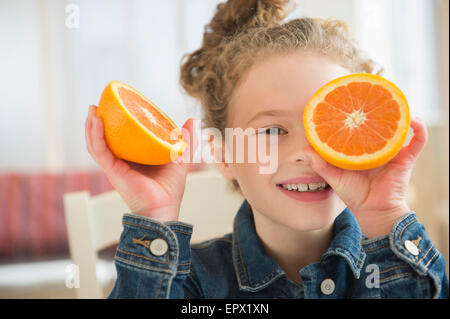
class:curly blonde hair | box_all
[180,0,383,197]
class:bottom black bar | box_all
[1,298,447,317]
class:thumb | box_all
[304,145,343,188]
[174,118,199,172]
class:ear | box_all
[209,135,235,181]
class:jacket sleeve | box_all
[108,213,199,298]
[388,212,449,299]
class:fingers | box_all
[406,117,428,159]
[183,118,199,159]
[85,106,93,152]
[174,118,199,171]
[85,105,116,171]
[383,117,428,166]
[85,105,98,155]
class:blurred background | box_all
[0,0,448,298]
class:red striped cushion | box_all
[0,171,113,262]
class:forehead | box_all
[229,51,351,126]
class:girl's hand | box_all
[305,118,428,239]
[85,105,198,222]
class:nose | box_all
[293,149,311,164]
[287,134,312,165]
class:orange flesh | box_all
[314,82,401,156]
[118,87,178,145]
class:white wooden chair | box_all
[63,165,243,299]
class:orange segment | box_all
[363,84,393,113]
[324,85,354,113]
[346,81,371,111]
[117,87,178,145]
[304,73,410,170]
[97,81,187,165]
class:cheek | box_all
[231,163,273,191]
[226,134,279,165]
[269,133,312,165]
[252,134,282,167]
[225,134,281,184]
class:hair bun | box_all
[180,0,292,98]
[207,0,291,41]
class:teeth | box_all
[281,182,328,192]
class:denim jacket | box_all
[109,199,449,299]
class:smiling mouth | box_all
[276,183,331,193]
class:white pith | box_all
[345,109,367,128]
[141,106,157,125]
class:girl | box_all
[85,0,448,298]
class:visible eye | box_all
[259,127,287,135]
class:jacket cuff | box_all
[389,211,447,296]
[115,213,193,276]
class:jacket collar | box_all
[231,199,285,292]
[232,199,366,292]
[322,205,366,279]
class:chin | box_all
[280,207,340,232]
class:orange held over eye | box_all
[303,73,410,170]
[96,81,187,165]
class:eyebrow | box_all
[246,109,293,125]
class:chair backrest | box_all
[63,166,243,299]
[179,168,244,242]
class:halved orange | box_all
[303,73,410,170]
[96,80,187,165]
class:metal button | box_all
[404,240,419,256]
[320,278,335,295]
[150,238,168,256]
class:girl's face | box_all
[216,50,350,232]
